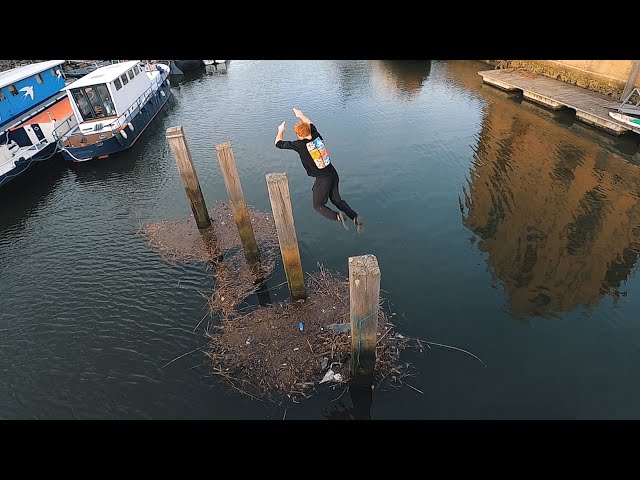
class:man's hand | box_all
[292,108,311,124]
[275,121,286,145]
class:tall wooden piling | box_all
[166,126,211,229]
[265,172,306,300]
[215,142,260,264]
[349,254,381,379]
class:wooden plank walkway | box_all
[478,68,640,136]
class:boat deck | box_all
[478,68,640,136]
[13,97,73,127]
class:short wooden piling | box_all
[166,126,211,229]
[215,142,260,264]
[349,254,381,379]
[265,172,306,300]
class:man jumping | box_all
[274,108,364,233]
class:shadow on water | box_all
[462,84,640,319]
[0,156,68,235]
[169,66,207,87]
[254,277,272,306]
[322,380,373,420]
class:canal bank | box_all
[483,60,640,99]
[480,61,640,137]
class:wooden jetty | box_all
[478,68,640,136]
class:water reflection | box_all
[204,62,229,76]
[322,382,373,420]
[332,60,374,104]
[371,60,431,100]
[463,93,640,318]
[0,158,67,237]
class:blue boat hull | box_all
[60,78,172,162]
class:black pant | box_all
[312,173,358,221]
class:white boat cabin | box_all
[62,60,157,133]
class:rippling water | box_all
[2,60,640,419]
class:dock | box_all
[478,68,640,137]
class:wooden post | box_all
[215,142,260,264]
[265,172,306,300]
[166,126,211,230]
[349,254,381,379]
[198,224,222,262]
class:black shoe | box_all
[337,212,349,230]
[354,215,364,234]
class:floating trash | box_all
[319,369,343,384]
[319,369,335,384]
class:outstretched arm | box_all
[274,121,285,145]
[293,108,311,124]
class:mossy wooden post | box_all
[215,142,259,264]
[349,254,380,379]
[265,172,306,300]
[166,126,211,229]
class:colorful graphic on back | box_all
[306,137,331,169]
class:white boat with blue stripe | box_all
[59,60,171,162]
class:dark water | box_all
[2,60,640,419]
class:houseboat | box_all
[58,60,171,162]
[1,60,76,187]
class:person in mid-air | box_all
[274,108,364,233]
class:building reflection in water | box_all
[461,87,640,318]
[371,60,431,100]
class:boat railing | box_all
[63,67,169,142]
[52,115,79,142]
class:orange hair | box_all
[294,121,311,138]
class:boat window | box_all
[35,73,43,84]
[83,86,108,118]
[71,89,95,121]
[121,74,128,86]
[8,85,18,96]
[127,69,134,81]
[96,84,116,116]
[0,90,5,101]
[133,65,140,76]
[114,78,122,90]
[50,68,57,77]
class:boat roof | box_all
[0,60,65,89]
[62,61,141,90]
